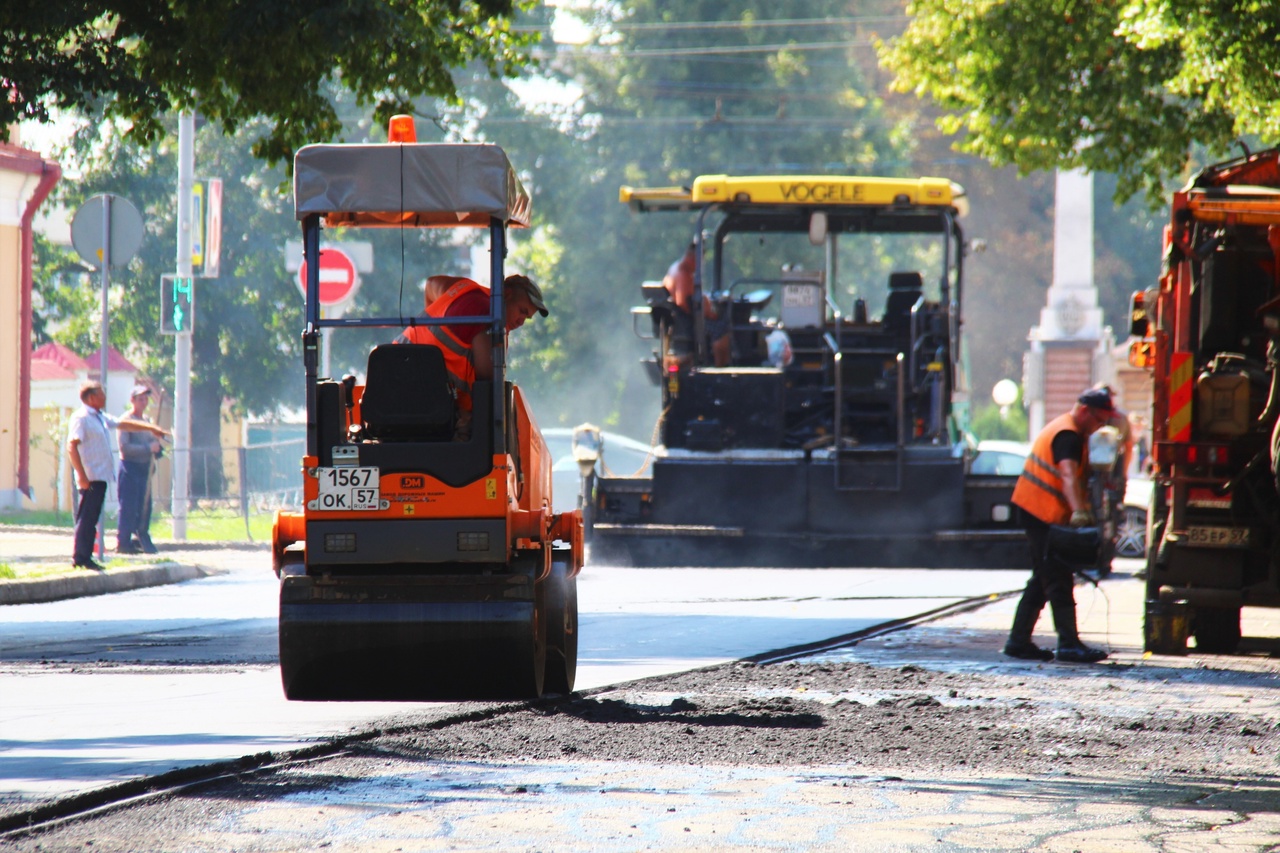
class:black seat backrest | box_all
[361,344,454,441]
[884,271,923,338]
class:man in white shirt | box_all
[67,381,170,570]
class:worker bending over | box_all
[396,274,547,438]
[1003,387,1114,664]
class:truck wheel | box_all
[1144,488,1167,589]
[1192,606,1242,654]
[540,556,578,695]
[1141,492,1169,653]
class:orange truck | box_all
[1134,147,1280,654]
[272,120,583,700]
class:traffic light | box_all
[160,274,195,334]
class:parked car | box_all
[1115,477,1152,559]
[969,440,1030,476]
[971,439,1150,559]
[543,427,655,514]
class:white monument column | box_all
[1024,169,1114,436]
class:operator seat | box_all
[361,344,455,441]
[884,271,923,340]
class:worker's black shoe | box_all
[1055,643,1108,663]
[1002,641,1055,662]
[74,559,105,571]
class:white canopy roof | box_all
[294,142,530,229]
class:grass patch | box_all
[0,509,73,528]
[3,557,164,582]
[152,509,274,542]
[0,507,277,542]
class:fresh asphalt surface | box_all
[0,531,1025,810]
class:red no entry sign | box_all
[299,248,359,306]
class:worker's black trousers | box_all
[73,481,107,565]
[1007,511,1080,647]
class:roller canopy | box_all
[294,142,531,228]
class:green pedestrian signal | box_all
[160,274,194,334]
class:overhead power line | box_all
[533,39,877,60]
[519,15,908,33]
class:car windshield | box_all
[712,228,949,324]
[970,444,1028,476]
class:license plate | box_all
[315,467,380,511]
[1187,525,1250,547]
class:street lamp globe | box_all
[992,379,1019,408]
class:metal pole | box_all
[97,194,112,559]
[321,323,332,379]
[173,113,194,539]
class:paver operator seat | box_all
[884,271,923,342]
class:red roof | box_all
[0,141,47,166]
[30,358,79,381]
[86,346,139,373]
[31,341,89,372]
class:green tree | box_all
[492,1,912,436]
[879,0,1261,201]
[2,0,536,166]
[970,400,1029,443]
[40,106,485,496]
[37,118,300,496]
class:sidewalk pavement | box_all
[851,555,1280,681]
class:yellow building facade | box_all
[0,139,61,511]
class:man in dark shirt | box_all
[1003,388,1114,664]
[116,384,162,553]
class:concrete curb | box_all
[0,563,221,605]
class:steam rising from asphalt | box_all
[517,334,661,445]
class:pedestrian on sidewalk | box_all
[1003,387,1114,664]
[116,384,162,554]
[67,381,169,570]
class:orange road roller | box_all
[272,122,583,701]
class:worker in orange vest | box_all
[396,273,547,438]
[1004,387,1115,664]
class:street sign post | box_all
[70,193,145,560]
[70,194,144,271]
[297,247,361,378]
[191,181,205,269]
[202,178,223,278]
[298,247,361,306]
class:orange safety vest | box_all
[396,278,488,411]
[1011,412,1087,525]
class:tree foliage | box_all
[1,0,536,166]
[879,0,1271,201]
[23,0,1171,455]
[970,399,1029,442]
[500,0,910,435]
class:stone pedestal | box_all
[1024,169,1114,436]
